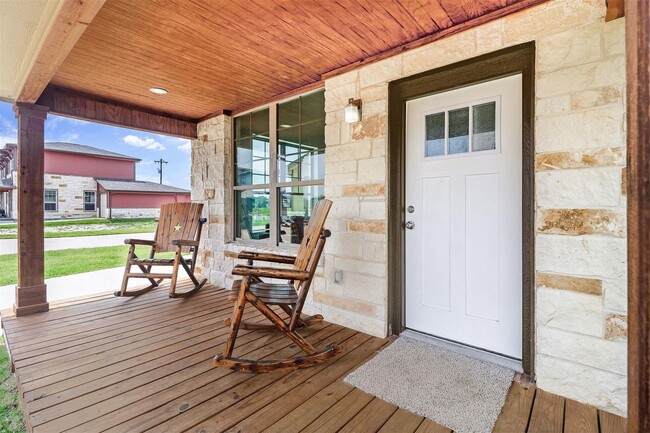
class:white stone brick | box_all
[536,95,571,116]
[326,141,372,162]
[325,70,358,89]
[603,278,627,313]
[535,106,624,152]
[334,257,387,277]
[325,160,356,175]
[536,234,627,280]
[325,82,357,113]
[536,354,626,416]
[325,122,341,146]
[476,19,504,53]
[536,287,603,337]
[603,18,625,57]
[537,56,625,98]
[363,240,387,263]
[359,200,385,220]
[320,304,386,337]
[359,56,402,88]
[402,31,476,76]
[326,231,364,258]
[538,325,626,375]
[536,167,622,208]
[537,22,603,72]
[329,196,359,219]
[357,158,386,183]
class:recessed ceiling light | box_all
[149,87,168,95]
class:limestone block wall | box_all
[44,173,97,218]
[316,0,626,415]
[191,0,627,415]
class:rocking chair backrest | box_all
[155,202,204,253]
[293,199,332,272]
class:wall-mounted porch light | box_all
[344,98,362,123]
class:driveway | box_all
[0,232,154,255]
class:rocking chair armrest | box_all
[232,265,310,281]
[171,239,200,247]
[237,251,296,265]
[124,238,157,246]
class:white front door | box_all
[405,75,523,359]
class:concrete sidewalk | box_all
[0,266,127,310]
[0,232,154,255]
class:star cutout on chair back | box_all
[174,223,182,232]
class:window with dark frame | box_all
[84,190,96,211]
[44,189,57,212]
[234,89,325,246]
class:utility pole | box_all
[155,158,168,184]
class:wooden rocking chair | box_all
[115,202,208,298]
[215,199,342,372]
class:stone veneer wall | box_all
[191,0,626,415]
[44,173,97,218]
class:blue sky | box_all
[0,101,191,189]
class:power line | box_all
[155,158,168,184]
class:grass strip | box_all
[0,338,25,433]
[0,245,173,286]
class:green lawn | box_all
[0,245,173,286]
[0,218,157,239]
[0,339,25,433]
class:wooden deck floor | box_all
[1,282,626,433]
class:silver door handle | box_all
[405,221,415,230]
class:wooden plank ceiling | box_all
[50,0,544,120]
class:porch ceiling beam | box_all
[626,0,649,432]
[37,86,198,139]
[16,0,107,103]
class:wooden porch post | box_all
[626,0,649,432]
[13,103,49,316]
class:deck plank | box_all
[338,397,398,433]
[564,399,599,433]
[1,282,629,433]
[599,409,628,433]
[413,418,453,433]
[492,382,535,433]
[378,407,425,433]
[527,389,565,433]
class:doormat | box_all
[344,336,514,433]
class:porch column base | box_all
[14,283,49,316]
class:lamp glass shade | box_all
[344,102,361,123]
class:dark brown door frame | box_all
[626,1,649,432]
[387,43,536,375]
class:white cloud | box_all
[123,134,166,150]
[177,139,191,153]
[0,134,15,146]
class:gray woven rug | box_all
[344,336,514,433]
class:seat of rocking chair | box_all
[249,282,299,305]
[129,256,193,266]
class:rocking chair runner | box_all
[115,202,208,298]
[215,199,342,372]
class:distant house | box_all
[0,142,190,219]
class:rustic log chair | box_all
[115,202,207,298]
[215,199,341,372]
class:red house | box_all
[0,141,189,219]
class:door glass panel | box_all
[473,102,496,152]
[235,189,271,240]
[300,119,325,181]
[448,107,469,154]
[425,112,445,157]
[278,184,325,245]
